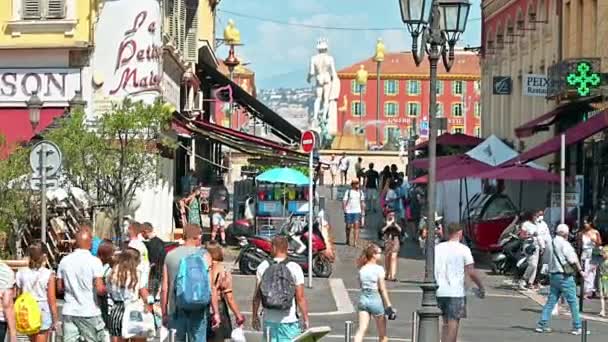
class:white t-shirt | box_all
[536,219,551,249]
[256,258,304,324]
[0,264,15,322]
[359,264,385,290]
[435,241,474,297]
[343,189,365,214]
[338,157,350,171]
[57,249,104,317]
[16,267,53,302]
[128,237,150,288]
[522,221,540,246]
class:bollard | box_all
[265,326,272,342]
[581,320,588,342]
[344,320,353,341]
[411,311,418,342]
[49,330,57,342]
[168,329,177,342]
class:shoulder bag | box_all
[552,238,575,276]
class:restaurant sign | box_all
[0,69,80,104]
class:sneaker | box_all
[535,327,552,333]
[571,329,590,336]
[518,281,528,291]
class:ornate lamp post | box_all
[373,38,385,145]
[355,65,368,136]
[223,19,242,130]
[398,0,471,341]
[27,92,45,243]
[27,91,42,132]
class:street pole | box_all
[40,144,47,245]
[376,61,381,144]
[307,148,314,288]
[359,85,364,132]
[560,133,566,224]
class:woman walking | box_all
[578,218,603,298]
[354,244,396,342]
[381,210,402,281]
[15,243,59,342]
[206,241,245,341]
[107,248,151,342]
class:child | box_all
[599,245,608,317]
[382,209,402,281]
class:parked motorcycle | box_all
[235,213,333,277]
[490,222,536,278]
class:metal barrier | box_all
[266,326,272,342]
[49,330,56,342]
[411,311,419,342]
[168,329,177,342]
[344,320,353,341]
[581,320,588,342]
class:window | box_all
[351,80,365,94]
[8,0,76,36]
[408,80,421,95]
[452,103,463,117]
[22,0,66,19]
[436,80,444,95]
[436,103,444,117]
[474,102,481,117]
[474,80,481,92]
[384,80,399,95]
[385,126,401,143]
[407,102,420,117]
[475,126,481,137]
[351,101,365,117]
[452,126,464,134]
[452,80,464,95]
[384,102,398,117]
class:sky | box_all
[216,0,483,89]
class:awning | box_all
[411,154,472,169]
[0,107,66,159]
[414,133,483,151]
[514,96,599,138]
[411,159,494,184]
[197,61,301,144]
[506,108,608,165]
[172,116,307,165]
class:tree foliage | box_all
[0,139,31,234]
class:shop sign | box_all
[523,74,548,97]
[93,0,162,103]
[550,192,579,208]
[161,72,180,109]
[0,69,80,104]
[386,117,413,125]
[448,118,464,125]
[493,76,512,95]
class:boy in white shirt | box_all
[343,179,365,247]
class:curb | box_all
[520,289,608,324]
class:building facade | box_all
[214,62,257,131]
[337,51,481,147]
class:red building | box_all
[214,61,257,131]
[337,51,481,145]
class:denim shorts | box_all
[437,297,467,320]
[345,213,361,225]
[39,301,53,331]
[358,289,384,316]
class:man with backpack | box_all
[161,224,219,342]
[343,179,365,247]
[252,236,309,341]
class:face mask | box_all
[536,216,543,223]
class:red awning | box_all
[469,164,560,182]
[507,108,608,165]
[514,96,599,138]
[414,133,483,151]
[411,154,472,169]
[0,108,66,159]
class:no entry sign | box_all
[301,130,315,153]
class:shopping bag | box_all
[231,327,246,342]
[122,300,156,339]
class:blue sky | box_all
[216,0,482,89]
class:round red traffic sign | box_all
[301,130,316,153]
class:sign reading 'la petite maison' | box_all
[0,69,80,103]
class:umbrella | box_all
[469,164,560,182]
[411,159,494,184]
[256,167,309,185]
[411,154,472,170]
[414,133,484,151]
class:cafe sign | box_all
[523,74,548,97]
[0,69,80,104]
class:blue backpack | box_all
[175,252,211,311]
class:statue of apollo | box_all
[307,38,340,138]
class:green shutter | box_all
[178,0,186,55]
[46,0,65,18]
[23,0,41,19]
[184,0,198,62]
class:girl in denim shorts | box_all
[354,244,396,342]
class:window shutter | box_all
[46,0,65,18]
[184,0,198,62]
[22,0,42,19]
[177,0,186,54]
[164,0,176,45]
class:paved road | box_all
[230,187,608,341]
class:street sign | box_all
[523,74,548,97]
[30,141,62,177]
[419,120,429,137]
[30,177,59,191]
[301,130,316,153]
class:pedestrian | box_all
[328,155,338,186]
[578,217,602,298]
[142,222,166,299]
[161,224,219,342]
[338,153,350,185]
[389,164,399,180]
[353,243,395,342]
[535,210,552,280]
[593,199,608,243]
[363,163,379,213]
[355,157,364,184]
[599,245,608,316]
[127,221,150,292]
[15,242,58,342]
[107,248,151,342]
[97,240,115,329]
[343,179,365,247]
[252,236,309,341]
[211,179,230,246]
[0,262,17,342]
[536,224,587,335]
[381,210,402,281]
[206,241,245,341]
[379,165,391,191]
[57,228,110,342]
[519,211,541,290]
[435,223,485,342]
[185,188,203,226]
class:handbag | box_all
[122,299,156,339]
[552,238,575,276]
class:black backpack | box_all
[259,260,296,310]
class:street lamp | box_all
[27,91,43,132]
[223,19,242,130]
[68,90,86,112]
[355,65,368,137]
[374,38,385,145]
[398,0,471,341]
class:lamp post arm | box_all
[441,41,456,72]
[411,33,426,66]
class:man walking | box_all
[252,236,309,341]
[435,223,485,342]
[354,157,364,184]
[338,153,350,185]
[142,222,166,299]
[343,179,365,247]
[536,224,587,335]
[127,220,151,290]
[57,228,109,342]
[161,224,219,341]
[363,163,379,213]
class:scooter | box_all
[491,222,536,278]
[236,214,333,277]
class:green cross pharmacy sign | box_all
[566,61,601,97]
